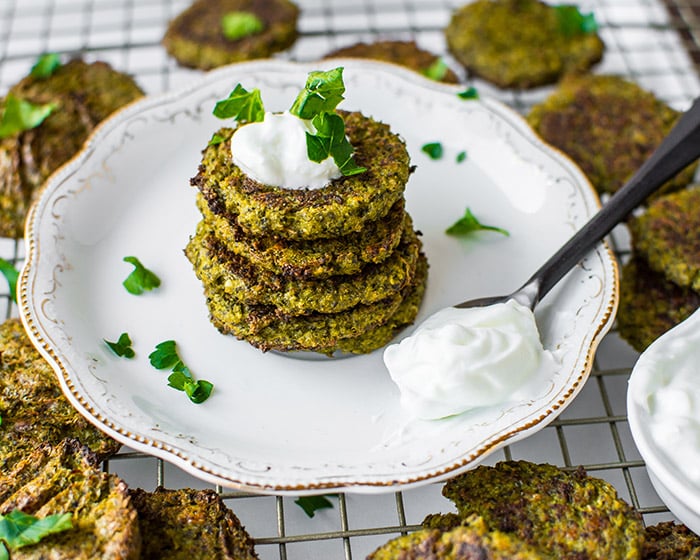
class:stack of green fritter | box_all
[618,186,700,352]
[186,110,427,355]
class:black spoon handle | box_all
[526,96,700,306]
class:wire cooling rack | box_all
[2,1,700,558]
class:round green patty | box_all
[162,0,299,70]
[617,257,700,353]
[192,111,411,240]
[441,461,643,560]
[204,252,427,355]
[527,74,697,197]
[324,40,459,84]
[196,194,406,279]
[629,186,700,291]
[642,522,700,560]
[186,215,420,316]
[445,0,604,89]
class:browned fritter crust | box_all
[192,111,411,240]
[0,59,143,239]
[0,318,120,471]
[197,194,406,278]
[0,439,140,560]
[440,461,643,560]
[129,487,258,560]
[324,40,459,84]
[642,522,700,559]
[527,74,697,197]
[617,256,700,353]
[162,0,299,70]
[629,186,700,291]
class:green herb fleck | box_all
[0,258,19,303]
[423,58,448,81]
[306,111,366,176]
[555,5,598,36]
[104,332,135,359]
[446,207,509,237]
[0,510,72,559]
[421,142,443,160]
[289,67,346,120]
[208,133,226,146]
[0,94,56,139]
[221,11,264,41]
[30,53,61,79]
[213,84,265,123]
[122,256,160,295]
[294,495,337,518]
[456,151,467,163]
[149,340,213,404]
[457,86,479,100]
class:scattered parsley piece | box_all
[149,340,213,404]
[0,258,19,303]
[456,151,467,163]
[289,67,346,120]
[208,133,226,146]
[0,94,56,139]
[30,53,61,79]
[104,332,135,359]
[0,510,72,558]
[213,84,265,123]
[122,256,161,295]
[421,142,443,160]
[555,5,598,37]
[446,207,509,237]
[294,495,337,518]
[306,112,367,176]
[457,86,479,100]
[423,58,448,81]
[221,11,264,41]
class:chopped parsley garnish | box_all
[122,256,161,295]
[555,5,598,36]
[456,151,467,163]
[221,11,264,41]
[289,67,346,120]
[104,332,135,359]
[0,510,72,559]
[208,132,226,146]
[149,340,213,404]
[421,142,443,160]
[0,94,56,139]
[457,86,479,100]
[0,258,19,303]
[30,53,61,79]
[213,84,265,123]
[294,495,337,518]
[423,58,448,81]
[446,207,509,237]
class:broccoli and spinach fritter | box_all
[445,0,604,89]
[162,0,299,70]
[642,521,700,559]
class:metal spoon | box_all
[455,96,700,311]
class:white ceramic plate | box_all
[20,60,617,494]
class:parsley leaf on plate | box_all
[289,67,345,120]
[421,142,443,160]
[30,53,61,79]
[104,332,135,359]
[149,340,214,404]
[446,207,509,237]
[457,86,479,100]
[213,84,265,123]
[221,11,264,41]
[0,258,19,303]
[122,256,160,295]
[294,495,337,518]
[0,94,56,139]
[0,510,72,558]
[555,4,598,36]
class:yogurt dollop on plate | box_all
[384,299,556,420]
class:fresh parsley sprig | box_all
[149,340,213,404]
[30,53,61,79]
[446,207,509,237]
[555,4,598,37]
[289,67,346,119]
[221,11,264,41]
[0,510,72,559]
[0,258,19,303]
[0,94,56,139]
[213,84,265,123]
[122,256,161,295]
[294,495,337,518]
[421,142,443,160]
[104,332,135,359]
[457,86,479,100]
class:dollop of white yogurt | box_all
[230,111,342,190]
[383,299,551,420]
[633,308,700,485]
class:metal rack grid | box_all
[1,1,699,558]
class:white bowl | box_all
[628,307,700,533]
